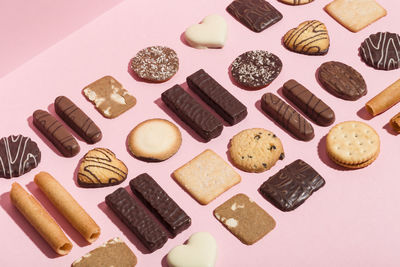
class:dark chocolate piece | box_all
[186,69,247,125]
[261,93,314,141]
[259,159,325,211]
[161,85,223,141]
[130,173,191,236]
[226,0,283,33]
[0,135,41,178]
[55,96,102,144]
[105,187,168,252]
[318,61,367,101]
[33,110,80,157]
[282,79,335,126]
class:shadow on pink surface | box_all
[317,135,349,171]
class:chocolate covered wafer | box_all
[105,187,168,252]
[161,85,223,141]
[54,96,102,144]
[366,79,400,116]
[33,110,80,157]
[186,69,247,125]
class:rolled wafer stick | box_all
[390,112,400,133]
[10,182,72,255]
[34,172,100,243]
[365,79,400,116]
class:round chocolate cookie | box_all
[130,46,179,82]
[0,135,41,178]
[318,61,367,101]
[230,50,282,89]
[360,32,400,71]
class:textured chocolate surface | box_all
[130,173,191,236]
[161,84,223,141]
[259,159,325,211]
[33,110,80,157]
[226,0,283,33]
[0,135,41,178]
[55,96,102,144]
[283,79,335,126]
[186,69,247,125]
[261,93,314,141]
[360,32,400,71]
[318,61,367,101]
[105,188,168,252]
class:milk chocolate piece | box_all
[33,110,80,157]
[283,79,335,126]
[161,85,223,141]
[105,187,168,252]
[261,93,314,141]
[130,173,191,236]
[186,69,247,125]
[259,159,325,211]
[55,96,102,144]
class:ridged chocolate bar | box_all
[130,173,191,236]
[186,69,247,125]
[33,110,80,157]
[105,188,168,252]
[161,84,223,141]
[282,80,335,126]
[55,96,102,144]
[259,159,325,211]
[261,93,314,141]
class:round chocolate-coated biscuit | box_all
[318,61,367,101]
[230,50,282,89]
[360,32,400,71]
[130,46,179,82]
[0,135,41,178]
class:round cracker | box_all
[329,149,379,169]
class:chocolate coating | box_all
[161,85,223,142]
[259,159,325,211]
[33,110,80,157]
[261,93,314,141]
[283,79,335,126]
[55,96,102,144]
[318,61,367,101]
[105,187,168,252]
[186,69,247,125]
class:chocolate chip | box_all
[241,156,244,159]
[262,163,267,168]
[271,145,276,150]
[279,153,285,160]
[254,135,261,140]
[272,134,276,138]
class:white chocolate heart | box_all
[167,232,218,267]
[184,15,228,49]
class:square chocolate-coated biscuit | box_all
[259,159,325,211]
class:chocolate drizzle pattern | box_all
[0,135,41,178]
[360,32,400,71]
[261,93,314,141]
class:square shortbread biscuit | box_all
[173,149,241,205]
[325,0,386,33]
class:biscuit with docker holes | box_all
[128,119,182,161]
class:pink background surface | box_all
[0,0,400,266]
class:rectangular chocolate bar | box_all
[161,84,223,141]
[105,188,168,252]
[130,173,191,236]
[186,69,247,125]
[259,159,325,211]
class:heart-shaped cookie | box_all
[167,232,217,267]
[184,15,228,49]
[283,20,329,55]
[78,148,128,188]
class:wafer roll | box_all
[365,79,400,116]
[390,112,400,133]
[34,172,100,243]
[10,182,72,255]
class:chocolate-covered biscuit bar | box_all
[161,85,223,141]
[261,93,314,141]
[33,110,80,157]
[55,96,102,144]
[130,173,191,236]
[282,80,335,126]
[105,187,168,252]
[186,69,247,125]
